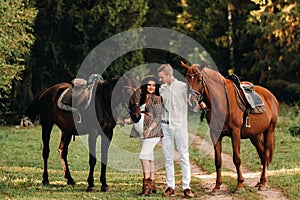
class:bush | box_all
[266,80,300,104]
[288,124,300,137]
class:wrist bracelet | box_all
[148,127,153,131]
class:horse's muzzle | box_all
[130,113,141,123]
[188,93,200,112]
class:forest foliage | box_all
[0,0,37,117]
[0,0,299,124]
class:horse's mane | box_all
[202,67,225,84]
[202,66,228,131]
[96,77,118,98]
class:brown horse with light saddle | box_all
[181,61,279,192]
[26,74,141,192]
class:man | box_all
[157,64,194,198]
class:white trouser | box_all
[161,123,191,190]
[139,137,161,161]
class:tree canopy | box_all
[0,0,37,123]
[0,0,37,98]
[1,0,299,124]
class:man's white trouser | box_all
[161,123,191,190]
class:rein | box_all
[207,84,230,132]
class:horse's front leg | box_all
[100,131,112,192]
[58,132,75,185]
[87,131,98,192]
[212,137,223,192]
[231,130,245,191]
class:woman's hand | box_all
[123,118,132,124]
[143,127,152,138]
[120,118,131,127]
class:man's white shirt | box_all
[159,79,188,130]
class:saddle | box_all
[227,74,266,127]
[57,74,104,124]
[227,74,265,112]
[240,82,264,109]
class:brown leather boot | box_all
[151,179,157,194]
[140,178,151,196]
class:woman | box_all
[123,75,163,196]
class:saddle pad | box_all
[57,84,95,112]
[240,84,264,109]
[234,84,266,114]
[57,88,77,112]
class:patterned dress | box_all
[130,94,163,139]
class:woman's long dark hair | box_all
[140,76,160,105]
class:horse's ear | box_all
[136,86,142,92]
[201,61,208,70]
[180,60,190,69]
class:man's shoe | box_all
[184,188,194,198]
[162,187,175,197]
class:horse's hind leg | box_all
[41,121,53,185]
[250,134,265,187]
[58,132,76,185]
[259,125,275,191]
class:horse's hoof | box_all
[42,180,50,186]
[67,179,76,185]
[86,187,97,192]
[101,186,110,192]
[258,185,269,191]
[234,187,245,193]
[210,188,221,195]
[255,182,260,187]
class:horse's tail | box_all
[25,97,40,123]
[267,94,278,166]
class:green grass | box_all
[0,125,203,199]
[0,103,299,199]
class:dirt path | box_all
[189,133,289,200]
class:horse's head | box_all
[126,86,142,123]
[108,76,142,123]
[121,75,142,123]
[181,61,206,112]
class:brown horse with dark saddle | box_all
[26,75,141,192]
[181,61,279,192]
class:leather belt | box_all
[161,120,169,124]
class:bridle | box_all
[186,70,206,104]
[123,85,140,115]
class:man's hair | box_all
[157,64,173,76]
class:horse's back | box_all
[39,83,71,100]
[37,83,71,118]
